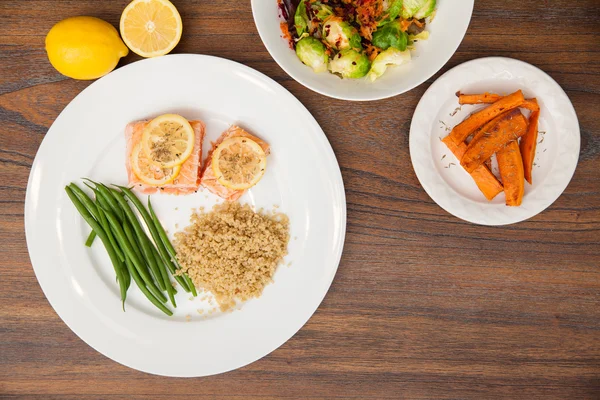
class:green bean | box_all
[96,207,131,294]
[184,274,197,297]
[122,219,162,292]
[124,254,173,316]
[108,188,167,292]
[102,208,167,303]
[122,220,145,271]
[91,180,125,222]
[85,230,96,247]
[148,198,197,296]
[148,245,176,306]
[69,184,100,221]
[89,185,125,261]
[118,186,191,293]
[95,202,126,263]
[65,186,127,307]
[95,190,111,211]
[70,183,124,264]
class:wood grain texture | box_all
[1,0,599,398]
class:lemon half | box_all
[212,137,267,190]
[120,0,183,58]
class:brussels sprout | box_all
[313,2,334,21]
[401,0,436,19]
[294,1,309,36]
[372,20,408,51]
[378,0,403,26]
[414,0,436,19]
[296,37,329,73]
[366,48,411,81]
[329,49,371,79]
[295,1,334,36]
[322,17,362,50]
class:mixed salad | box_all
[279,0,436,81]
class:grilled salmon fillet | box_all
[125,119,205,195]
[200,126,270,201]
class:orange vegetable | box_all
[456,92,502,105]
[521,99,540,112]
[442,136,503,201]
[461,109,528,173]
[520,98,540,184]
[497,140,525,206]
[449,90,525,145]
[456,92,539,112]
[483,158,492,171]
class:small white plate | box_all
[251,0,474,101]
[25,54,346,376]
[409,57,580,225]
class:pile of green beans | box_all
[65,181,197,316]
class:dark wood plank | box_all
[1,0,599,398]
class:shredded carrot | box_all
[400,20,411,32]
[280,22,293,49]
[355,0,384,41]
[364,43,381,62]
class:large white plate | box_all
[25,54,346,377]
[251,0,474,101]
[409,57,580,225]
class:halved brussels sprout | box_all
[372,20,408,51]
[378,0,403,26]
[313,2,334,21]
[414,0,436,19]
[322,17,362,50]
[295,1,334,36]
[402,0,436,19]
[296,37,329,73]
[329,49,371,79]
[366,48,411,82]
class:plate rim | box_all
[250,0,475,101]
[408,56,581,226]
[24,53,347,377]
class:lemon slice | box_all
[141,114,195,168]
[131,142,181,186]
[212,137,267,190]
[120,0,183,58]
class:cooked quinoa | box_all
[174,202,290,311]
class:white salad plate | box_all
[25,54,347,377]
[409,57,580,225]
[251,0,474,101]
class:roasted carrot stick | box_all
[449,90,525,144]
[483,158,493,171]
[521,99,540,112]
[456,92,539,112]
[519,98,540,184]
[497,140,525,206]
[456,92,502,105]
[442,136,503,201]
[461,109,528,173]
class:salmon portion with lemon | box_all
[125,119,205,195]
[200,126,270,201]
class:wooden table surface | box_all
[1,0,599,398]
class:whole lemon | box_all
[45,16,129,80]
